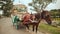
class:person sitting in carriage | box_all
[23,12,31,24]
[23,12,36,24]
[11,9,20,29]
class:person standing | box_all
[23,12,32,31]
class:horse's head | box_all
[41,10,52,25]
[35,10,52,25]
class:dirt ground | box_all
[0,17,49,34]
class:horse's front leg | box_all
[32,24,35,32]
[36,24,39,33]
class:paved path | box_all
[0,17,48,34]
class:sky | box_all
[45,0,60,10]
[13,0,32,6]
[13,0,60,13]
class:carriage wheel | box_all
[15,23,19,30]
[16,25,19,30]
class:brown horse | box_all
[33,10,52,32]
[23,10,52,33]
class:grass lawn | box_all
[39,18,60,34]
[39,23,60,34]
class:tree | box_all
[1,0,14,17]
[50,9,60,18]
[29,0,53,12]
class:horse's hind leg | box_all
[25,24,29,30]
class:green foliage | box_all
[50,9,60,18]
[28,0,52,12]
[28,3,32,6]
[0,0,14,16]
[4,0,13,10]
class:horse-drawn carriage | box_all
[11,9,52,33]
[11,9,27,29]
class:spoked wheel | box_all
[15,22,19,30]
[16,25,19,30]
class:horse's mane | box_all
[35,10,50,20]
[35,13,41,20]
